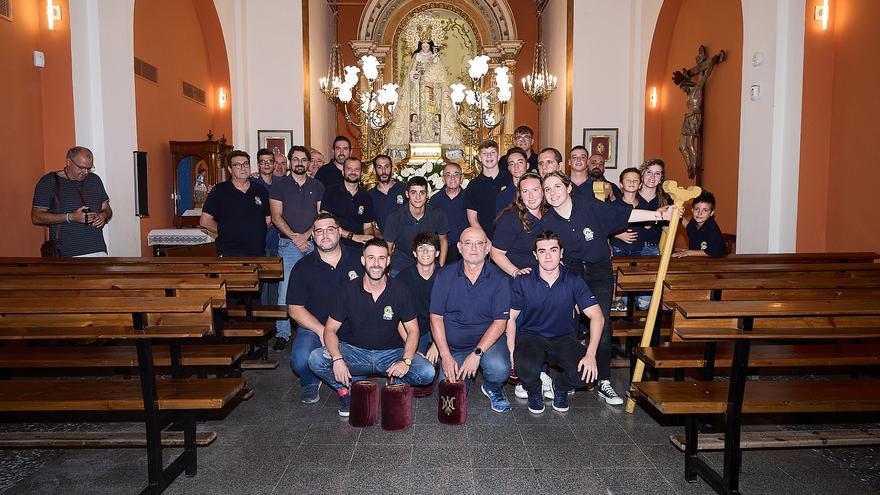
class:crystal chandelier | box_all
[318,12,344,102]
[521,10,557,107]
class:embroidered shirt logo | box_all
[357,205,365,215]
[348,270,358,280]
[382,305,394,321]
[396,195,404,204]
[254,196,263,206]
[583,227,594,241]
[700,241,708,250]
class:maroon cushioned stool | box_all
[437,379,467,425]
[349,380,379,428]
[380,384,413,431]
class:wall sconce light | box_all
[218,88,228,109]
[46,0,61,30]
[814,0,829,30]
[649,86,658,109]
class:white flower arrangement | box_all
[394,159,469,196]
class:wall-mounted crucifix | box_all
[673,45,726,186]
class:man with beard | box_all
[571,149,621,201]
[268,145,324,350]
[321,157,376,248]
[367,154,407,234]
[286,212,365,404]
[308,238,435,417]
[315,136,351,189]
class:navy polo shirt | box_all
[609,195,650,251]
[315,163,344,189]
[542,197,631,264]
[431,188,468,245]
[397,264,437,337]
[332,277,417,350]
[464,170,513,239]
[638,194,664,245]
[687,216,727,258]
[384,205,449,272]
[492,210,542,270]
[574,177,622,201]
[429,261,511,352]
[368,181,408,232]
[499,151,539,174]
[286,246,365,324]
[321,184,376,248]
[202,181,269,256]
[268,175,324,233]
[511,267,597,338]
[252,177,280,251]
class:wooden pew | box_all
[617,262,880,285]
[632,299,880,495]
[0,256,283,280]
[0,264,260,291]
[0,295,246,493]
[611,251,878,272]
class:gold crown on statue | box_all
[404,13,444,50]
[418,24,433,41]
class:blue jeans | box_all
[276,238,314,339]
[290,328,322,386]
[308,342,436,392]
[439,339,510,393]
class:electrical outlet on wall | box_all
[33,51,46,68]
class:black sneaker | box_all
[273,336,288,351]
[527,391,545,414]
[552,384,570,412]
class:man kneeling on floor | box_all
[309,238,435,417]
[509,230,604,414]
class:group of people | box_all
[31,127,727,417]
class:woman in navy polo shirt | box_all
[637,158,671,256]
[541,172,672,405]
[490,172,545,277]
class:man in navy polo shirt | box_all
[430,227,512,413]
[321,157,376,248]
[309,239,435,417]
[200,150,270,256]
[314,135,351,189]
[269,145,324,350]
[287,212,364,404]
[367,154,407,234]
[464,140,512,239]
[383,176,448,276]
[509,230,604,414]
[431,162,468,263]
[572,151,621,201]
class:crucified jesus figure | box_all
[673,45,726,183]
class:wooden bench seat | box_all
[0,344,249,368]
[225,304,288,319]
[636,342,880,368]
[0,378,245,412]
[613,319,672,338]
[221,320,275,338]
[634,379,880,415]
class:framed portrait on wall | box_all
[583,128,619,169]
[257,130,294,157]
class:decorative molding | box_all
[302,0,311,146]
[359,0,517,43]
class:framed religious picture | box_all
[257,130,294,157]
[583,128,619,169]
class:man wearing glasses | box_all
[268,145,324,350]
[32,146,112,257]
[430,162,468,263]
[499,125,539,174]
[430,227,513,413]
[286,212,364,404]
[200,150,270,257]
[252,148,284,305]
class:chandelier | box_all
[318,12,344,102]
[521,10,557,107]
[336,56,399,162]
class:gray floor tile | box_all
[413,443,472,469]
[274,467,347,495]
[411,468,475,495]
[473,468,539,495]
[412,423,468,445]
[534,468,604,495]
[303,422,362,445]
[288,443,354,469]
[519,424,578,445]
[467,423,523,445]
[582,444,653,469]
[527,443,589,469]
[350,444,413,469]
[342,468,412,495]
[469,444,531,469]
[595,468,677,495]
[358,425,414,444]
[569,422,635,445]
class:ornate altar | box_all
[169,133,232,228]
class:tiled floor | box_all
[1,349,878,494]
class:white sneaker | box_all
[597,380,624,405]
[514,372,555,399]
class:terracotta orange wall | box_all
[797,0,880,252]
[644,0,742,241]
[1,0,75,256]
[134,0,231,255]
[334,0,539,156]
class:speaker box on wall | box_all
[133,151,149,217]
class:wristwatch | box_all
[402,357,413,366]
[472,347,483,357]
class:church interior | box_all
[2,1,879,494]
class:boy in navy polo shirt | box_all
[509,231,604,414]
[673,191,728,258]
[367,154,408,233]
[308,239,435,417]
[396,231,441,357]
[464,140,513,239]
[286,212,364,404]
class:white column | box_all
[69,0,140,255]
[736,0,805,253]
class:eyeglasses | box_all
[257,160,274,165]
[443,172,462,178]
[514,135,533,141]
[416,245,437,252]
[314,226,339,236]
[461,240,487,249]
[68,159,94,171]
[230,162,250,169]
[289,158,309,164]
